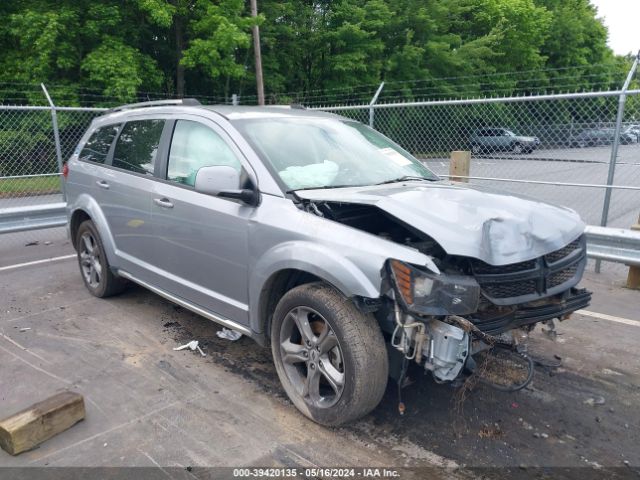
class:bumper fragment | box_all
[470,288,592,334]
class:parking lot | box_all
[1,227,638,478]
[424,144,640,228]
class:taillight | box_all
[62,163,69,179]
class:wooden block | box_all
[0,391,85,455]
[449,150,471,183]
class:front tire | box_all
[76,220,126,298]
[512,143,523,154]
[271,283,388,426]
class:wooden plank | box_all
[0,391,85,455]
[449,150,471,183]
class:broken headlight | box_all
[389,260,480,315]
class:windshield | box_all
[233,117,439,190]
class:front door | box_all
[147,118,253,325]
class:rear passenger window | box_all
[79,125,120,164]
[167,120,241,187]
[112,120,165,175]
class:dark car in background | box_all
[470,128,540,155]
[623,125,640,142]
[569,128,635,148]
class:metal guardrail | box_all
[585,225,640,267]
[1,204,639,269]
[0,203,67,234]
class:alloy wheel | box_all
[279,306,345,408]
[79,231,102,289]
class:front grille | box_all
[472,259,537,275]
[471,235,587,305]
[548,265,578,288]
[483,280,538,299]
[544,238,581,263]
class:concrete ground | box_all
[0,231,639,478]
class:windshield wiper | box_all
[374,176,434,185]
[286,184,363,194]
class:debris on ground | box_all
[478,423,503,439]
[519,419,533,431]
[583,396,606,406]
[24,241,39,247]
[216,328,243,342]
[173,340,206,357]
[18,327,31,332]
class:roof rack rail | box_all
[108,98,201,113]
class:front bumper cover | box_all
[470,287,592,335]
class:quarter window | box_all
[112,120,165,175]
[167,120,241,187]
[79,125,120,164]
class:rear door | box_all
[146,116,254,325]
[100,117,169,279]
[71,124,121,210]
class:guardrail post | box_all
[628,213,640,289]
[369,82,384,128]
[40,83,66,202]
[449,151,471,182]
[596,51,639,273]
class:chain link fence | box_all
[1,80,640,262]
[0,92,104,249]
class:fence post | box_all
[596,51,639,273]
[232,94,239,106]
[40,83,65,202]
[628,213,640,289]
[369,82,384,128]
[449,151,471,182]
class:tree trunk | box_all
[175,16,185,97]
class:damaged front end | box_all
[298,196,591,393]
[383,237,591,391]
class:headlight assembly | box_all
[389,260,480,316]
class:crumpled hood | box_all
[296,181,585,266]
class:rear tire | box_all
[512,143,523,154]
[271,283,388,426]
[76,220,126,298]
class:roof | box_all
[98,100,339,122]
[204,105,339,121]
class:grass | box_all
[0,175,61,197]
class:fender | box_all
[249,240,386,334]
[68,193,118,267]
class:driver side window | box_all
[167,120,241,187]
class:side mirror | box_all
[194,165,260,206]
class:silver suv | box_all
[66,100,590,426]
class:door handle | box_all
[153,198,174,209]
[96,180,110,189]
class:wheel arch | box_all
[67,194,117,263]
[257,269,324,343]
[69,209,91,250]
[250,243,383,340]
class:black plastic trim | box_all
[471,288,592,334]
